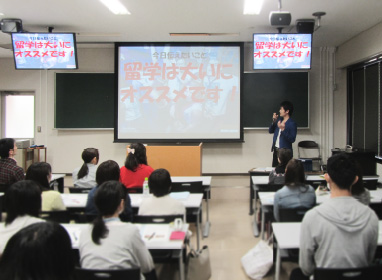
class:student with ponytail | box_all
[120,143,154,189]
[72,148,99,188]
[79,181,154,277]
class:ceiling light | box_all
[169,33,239,37]
[243,0,264,15]
[367,58,377,63]
[99,0,130,15]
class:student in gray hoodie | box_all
[290,153,379,280]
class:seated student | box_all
[273,159,316,221]
[85,160,133,222]
[0,180,44,254]
[351,163,370,205]
[0,138,24,190]
[72,148,99,188]
[291,153,379,280]
[25,162,66,212]
[79,181,154,278]
[138,168,186,219]
[269,148,293,184]
[120,143,154,189]
[0,222,75,280]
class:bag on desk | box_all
[186,245,211,280]
[241,239,273,280]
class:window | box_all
[1,92,35,139]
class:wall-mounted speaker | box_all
[0,19,23,33]
[269,12,292,27]
[296,19,315,34]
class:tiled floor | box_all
[64,175,297,280]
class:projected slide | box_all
[11,33,78,69]
[115,43,242,142]
[253,33,312,70]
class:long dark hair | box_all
[5,180,42,225]
[0,222,75,280]
[92,181,125,245]
[25,162,52,191]
[285,159,307,191]
[96,160,120,186]
[77,148,99,179]
[124,143,148,171]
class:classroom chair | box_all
[68,187,93,194]
[40,210,71,223]
[75,267,140,280]
[278,207,310,222]
[314,265,382,280]
[171,181,203,193]
[134,214,183,224]
[298,140,322,172]
[126,186,143,194]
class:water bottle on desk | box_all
[143,177,150,197]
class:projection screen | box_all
[114,42,243,143]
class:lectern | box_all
[145,143,203,176]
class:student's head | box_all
[25,162,52,191]
[280,101,294,117]
[0,222,75,280]
[326,153,357,190]
[77,148,99,180]
[277,148,293,166]
[285,159,305,186]
[5,180,42,225]
[96,160,120,186]
[149,168,172,197]
[92,181,125,244]
[0,138,16,158]
[124,143,148,171]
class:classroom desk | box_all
[61,193,203,250]
[62,223,189,280]
[248,170,326,216]
[272,221,382,280]
[250,175,327,237]
[65,175,212,237]
[171,176,212,238]
[258,189,382,239]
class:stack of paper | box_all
[170,192,190,200]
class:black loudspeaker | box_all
[0,19,23,33]
[296,20,315,34]
[269,12,292,27]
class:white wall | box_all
[0,45,329,174]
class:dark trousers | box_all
[272,148,279,167]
